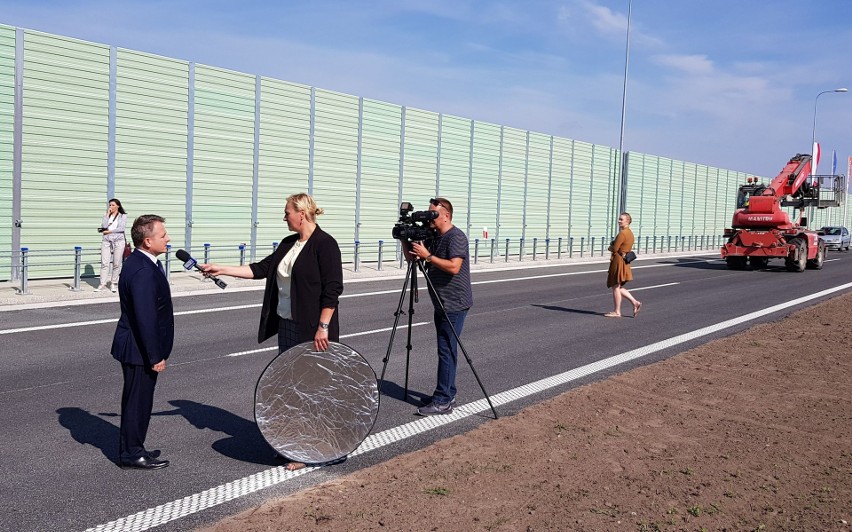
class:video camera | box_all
[392,202,438,242]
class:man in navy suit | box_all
[111,214,174,470]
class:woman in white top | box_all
[201,193,343,472]
[96,198,128,292]
[202,193,343,353]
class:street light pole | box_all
[810,87,847,175]
[616,0,632,224]
[808,88,847,226]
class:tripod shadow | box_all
[159,399,278,466]
[533,304,603,316]
[379,379,431,406]
[56,407,119,462]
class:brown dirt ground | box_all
[203,293,852,532]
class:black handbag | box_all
[623,251,637,264]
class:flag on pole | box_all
[812,142,821,176]
[831,149,837,176]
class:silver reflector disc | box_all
[254,341,379,464]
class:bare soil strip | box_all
[204,293,851,532]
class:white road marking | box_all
[0,262,707,335]
[224,322,432,357]
[0,317,119,334]
[631,282,679,291]
[85,280,852,532]
[0,304,261,335]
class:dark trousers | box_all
[119,363,159,460]
[432,309,467,404]
[277,318,301,353]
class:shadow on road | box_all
[666,258,728,270]
[160,399,279,466]
[56,407,118,462]
[378,379,431,407]
[532,304,602,316]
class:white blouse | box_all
[276,240,306,320]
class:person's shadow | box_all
[378,379,430,406]
[532,304,602,315]
[56,407,119,462]
[158,399,279,466]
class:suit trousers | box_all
[119,363,159,460]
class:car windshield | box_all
[821,227,841,235]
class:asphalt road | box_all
[2,252,851,532]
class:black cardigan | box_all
[249,226,343,344]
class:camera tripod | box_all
[379,256,498,419]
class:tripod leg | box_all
[379,261,415,390]
[416,261,498,419]
[403,269,417,400]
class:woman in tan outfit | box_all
[605,212,641,318]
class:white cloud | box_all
[651,54,715,76]
[581,0,628,35]
[558,0,663,48]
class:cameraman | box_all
[404,197,473,416]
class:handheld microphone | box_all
[175,249,227,289]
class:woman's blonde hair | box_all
[287,193,324,223]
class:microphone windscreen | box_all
[175,249,192,262]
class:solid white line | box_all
[0,284,266,312]
[0,304,262,335]
[224,322,431,357]
[0,317,118,334]
[85,280,852,532]
[0,290,410,334]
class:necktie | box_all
[157,260,165,275]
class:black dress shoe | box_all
[145,449,161,458]
[119,456,169,470]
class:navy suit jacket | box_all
[111,250,174,366]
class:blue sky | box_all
[3,0,851,178]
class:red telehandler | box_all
[721,153,845,271]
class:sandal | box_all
[604,312,621,318]
[633,302,642,317]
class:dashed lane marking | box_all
[225,322,432,357]
[0,262,699,335]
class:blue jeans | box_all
[432,309,467,404]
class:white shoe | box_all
[111,285,117,293]
[94,285,107,292]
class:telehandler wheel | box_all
[726,256,747,270]
[785,238,807,272]
[806,242,825,270]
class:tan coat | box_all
[606,227,634,288]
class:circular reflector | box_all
[254,341,379,464]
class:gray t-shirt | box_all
[426,225,473,312]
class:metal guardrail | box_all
[3,235,727,290]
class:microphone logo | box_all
[182,257,197,271]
